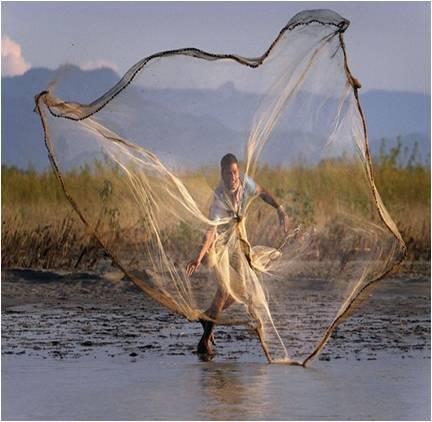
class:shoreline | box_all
[2,268,430,364]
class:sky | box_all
[1,1,431,94]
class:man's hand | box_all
[186,256,202,277]
[277,206,290,233]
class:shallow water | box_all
[2,270,430,420]
[2,353,430,420]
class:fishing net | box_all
[35,9,406,365]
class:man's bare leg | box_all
[197,289,235,355]
[199,294,235,344]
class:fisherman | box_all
[186,153,289,356]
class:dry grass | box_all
[2,156,430,271]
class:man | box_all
[186,153,289,356]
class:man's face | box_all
[221,162,240,192]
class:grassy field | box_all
[2,149,430,272]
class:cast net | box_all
[35,9,406,365]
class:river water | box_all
[2,353,429,420]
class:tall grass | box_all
[2,146,430,270]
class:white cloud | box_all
[1,35,31,76]
[80,59,118,72]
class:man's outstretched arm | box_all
[256,184,289,232]
[186,227,216,276]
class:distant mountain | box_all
[2,66,430,170]
[2,65,121,170]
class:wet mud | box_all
[2,269,430,363]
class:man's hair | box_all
[220,153,239,169]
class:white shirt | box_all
[209,174,257,222]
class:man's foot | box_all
[197,336,214,357]
[197,350,214,362]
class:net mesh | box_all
[35,9,406,365]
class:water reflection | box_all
[198,362,272,420]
